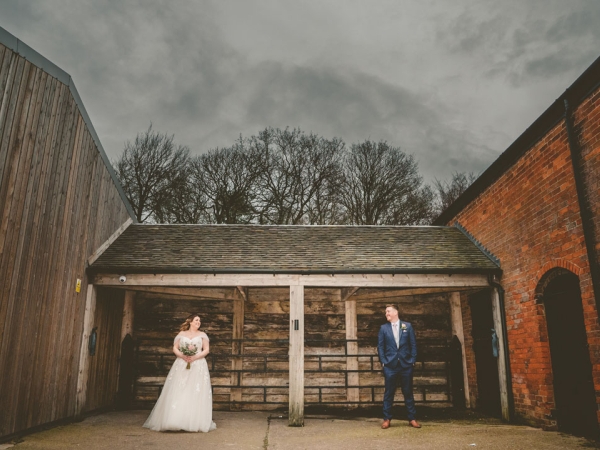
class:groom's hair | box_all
[386,304,398,312]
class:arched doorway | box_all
[540,269,597,436]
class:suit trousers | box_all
[383,364,416,421]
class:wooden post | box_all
[231,287,245,409]
[75,283,97,417]
[121,290,135,342]
[344,290,359,406]
[449,291,470,408]
[491,287,510,421]
[289,285,304,426]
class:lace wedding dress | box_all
[143,332,217,432]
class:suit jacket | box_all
[377,321,417,369]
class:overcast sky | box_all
[1,1,599,182]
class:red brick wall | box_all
[576,88,600,283]
[446,85,600,428]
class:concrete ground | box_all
[1,410,598,450]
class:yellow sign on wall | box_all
[76,279,81,293]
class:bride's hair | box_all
[179,313,201,332]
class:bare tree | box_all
[434,171,477,215]
[305,136,345,225]
[340,140,434,225]
[153,163,209,224]
[251,128,345,224]
[113,124,190,223]
[190,141,260,224]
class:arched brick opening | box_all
[535,268,597,437]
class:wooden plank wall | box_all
[0,42,132,438]
[132,288,452,411]
[84,288,125,412]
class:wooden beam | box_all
[87,218,133,266]
[230,288,245,409]
[75,284,97,417]
[236,286,248,301]
[353,286,484,301]
[104,285,239,300]
[341,287,359,302]
[344,291,359,406]
[491,287,510,421]
[93,273,491,288]
[289,285,304,426]
[121,290,135,342]
[449,291,470,408]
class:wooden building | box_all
[87,224,503,426]
[435,55,600,436]
[0,27,135,439]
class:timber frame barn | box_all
[87,224,503,427]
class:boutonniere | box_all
[401,323,407,330]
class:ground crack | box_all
[262,414,272,450]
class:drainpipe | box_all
[563,96,600,323]
[489,275,514,421]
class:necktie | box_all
[393,323,399,348]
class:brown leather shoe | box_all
[381,419,391,429]
[409,419,421,428]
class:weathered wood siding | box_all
[132,288,452,411]
[0,41,132,438]
[84,288,125,412]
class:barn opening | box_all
[83,224,505,426]
[537,269,597,437]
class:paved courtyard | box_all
[1,410,598,450]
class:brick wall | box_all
[445,84,600,428]
[576,87,600,285]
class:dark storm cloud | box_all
[437,1,600,87]
[233,62,494,178]
[1,1,598,184]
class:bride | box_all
[143,313,217,432]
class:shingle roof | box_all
[89,224,500,274]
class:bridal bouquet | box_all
[179,342,198,369]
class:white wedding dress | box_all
[143,332,217,432]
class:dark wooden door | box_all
[450,335,466,409]
[544,273,597,437]
[470,292,501,417]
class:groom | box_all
[377,304,421,429]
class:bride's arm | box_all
[191,334,210,360]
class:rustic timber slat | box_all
[131,286,454,412]
[0,38,133,438]
[85,289,125,412]
[10,68,49,431]
[345,294,359,404]
[0,61,38,434]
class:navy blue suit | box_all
[378,321,417,421]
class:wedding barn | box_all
[86,224,503,427]
[2,23,600,441]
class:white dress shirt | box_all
[392,320,400,348]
